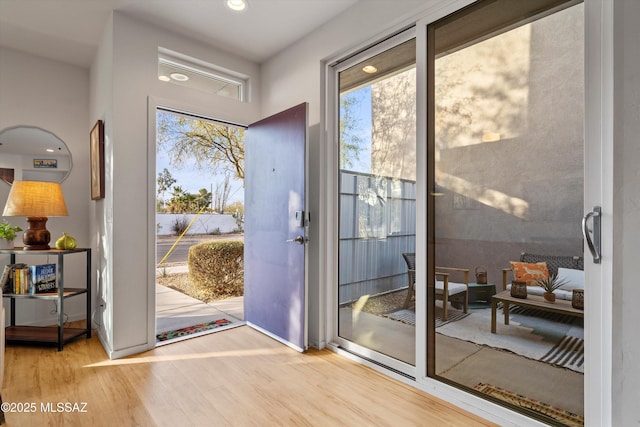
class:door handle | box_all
[286,235,306,245]
[582,206,601,264]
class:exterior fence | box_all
[339,170,416,305]
[156,213,239,236]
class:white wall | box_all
[156,214,238,236]
[260,0,427,350]
[91,11,261,358]
[90,13,114,352]
[0,46,91,327]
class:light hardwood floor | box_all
[1,325,497,427]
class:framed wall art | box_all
[90,119,105,200]
[33,159,58,168]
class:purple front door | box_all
[244,103,308,351]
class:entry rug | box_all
[474,383,584,427]
[384,308,469,328]
[156,318,233,342]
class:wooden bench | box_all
[501,252,584,291]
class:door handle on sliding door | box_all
[582,206,601,264]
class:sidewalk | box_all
[156,280,244,335]
[155,234,245,339]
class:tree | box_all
[157,168,176,207]
[339,92,366,170]
[212,175,232,213]
[164,185,212,214]
[225,201,245,232]
[157,111,245,180]
[167,186,189,213]
[225,200,244,215]
[195,188,212,211]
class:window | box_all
[158,48,248,101]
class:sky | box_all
[156,141,244,204]
[341,86,372,173]
[156,83,373,205]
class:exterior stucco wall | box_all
[433,5,584,282]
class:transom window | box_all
[158,48,248,102]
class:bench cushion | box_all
[436,280,467,296]
[557,267,585,291]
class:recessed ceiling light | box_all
[226,0,247,11]
[170,73,189,82]
[158,75,171,82]
[363,65,378,74]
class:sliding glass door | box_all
[329,1,587,422]
[427,1,585,423]
[335,32,417,370]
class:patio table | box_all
[491,290,584,333]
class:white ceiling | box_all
[0,0,360,68]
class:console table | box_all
[0,247,91,351]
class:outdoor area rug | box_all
[474,383,584,426]
[384,307,469,328]
[156,318,233,342]
[437,306,584,373]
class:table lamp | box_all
[2,180,68,250]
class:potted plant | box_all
[0,220,22,249]
[536,273,568,303]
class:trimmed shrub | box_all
[188,241,244,300]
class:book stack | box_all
[1,263,27,294]
[31,264,57,293]
[0,263,57,294]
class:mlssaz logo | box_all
[40,402,88,413]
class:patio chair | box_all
[402,253,469,321]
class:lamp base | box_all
[22,216,51,250]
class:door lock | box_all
[295,210,309,228]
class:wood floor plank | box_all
[2,325,497,426]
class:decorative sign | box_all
[33,159,58,169]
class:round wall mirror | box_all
[0,125,72,185]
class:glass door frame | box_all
[326,27,418,378]
[424,6,588,425]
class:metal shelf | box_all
[1,248,92,351]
